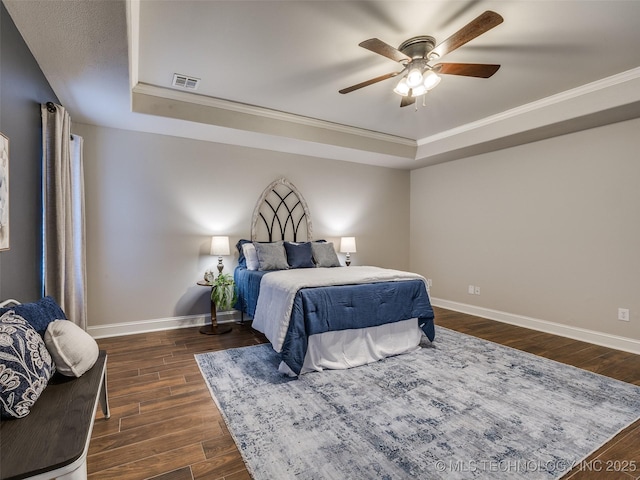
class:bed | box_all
[235,178,435,375]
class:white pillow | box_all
[45,320,99,377]
[242,242,260,270]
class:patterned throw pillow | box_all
[0,310,55,418]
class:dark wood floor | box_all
[89,307,640,479]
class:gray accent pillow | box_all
[254,242,289,271]
[311,242,341,267]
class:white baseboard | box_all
[89,301,640,355]
[431,298,640,355]
[88,310,239,339]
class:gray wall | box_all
[0,3,58,301]
[411,118,640,341]
[4,0,638,345]
[74,123,410,327]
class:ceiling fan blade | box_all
[339,72,400,94]
[359,38,412,63]
[400,96,416,108]
[430,11,503,59]
[434,63,500,78]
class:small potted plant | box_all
[211,273,237,311]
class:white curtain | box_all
[41,102,87,329]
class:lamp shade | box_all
[340,236,357,253]
[211,236,230,256]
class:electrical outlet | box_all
[427,279,433,288]
[468,285,475,295]
[618,308,630,322]
[474,286,481,295]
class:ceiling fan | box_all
[339,10,504,108]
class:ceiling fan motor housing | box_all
[398,36,437,60]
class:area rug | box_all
[195,327,640,479]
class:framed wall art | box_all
[0,133,9,251]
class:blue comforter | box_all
[233,267,268,318]
[234,267,435,374]
[283,280,434,374]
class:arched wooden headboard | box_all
[251,178,313,242]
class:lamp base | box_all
[199,324,232,335]
[217,257,224,275]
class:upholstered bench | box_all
[0,350,109,480]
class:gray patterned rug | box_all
[195,327,640,479]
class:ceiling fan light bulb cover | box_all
[406,67,423,88]
[393,78,410,96]
[423,71,441,90]
[412,84,427,97]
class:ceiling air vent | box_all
[172,73,200,90]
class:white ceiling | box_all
[5,0,640,169]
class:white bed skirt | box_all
[278,318,423,376]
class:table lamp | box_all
[340,236,357,266]
[211,236,230,275]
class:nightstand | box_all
[197,280,232,335]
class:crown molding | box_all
[126,0,140,89]
[418,67,640,147]
[133,83,416,148]
[131,66,640,169]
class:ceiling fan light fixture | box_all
[406,66,423,88]
[393,77,410,96]
[411,84,427,97]
[423,71,441,90]
[339,11,504,108]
